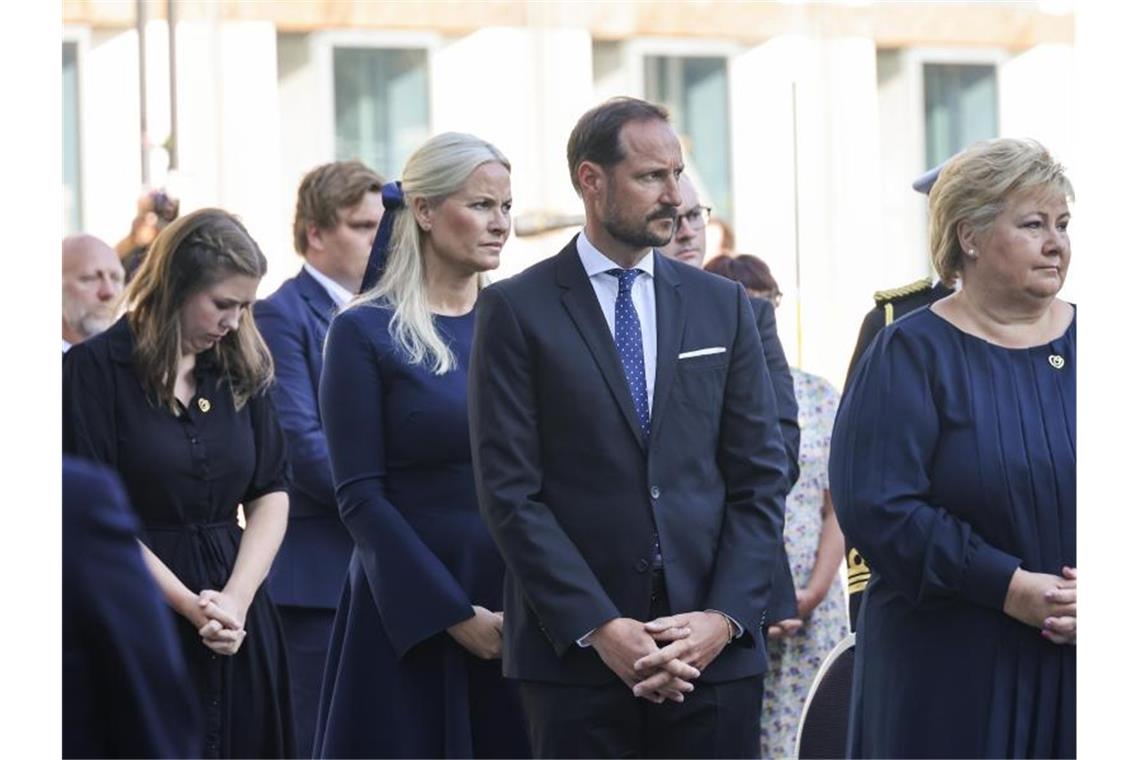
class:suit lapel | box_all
[296,267,338,327]
[649,252,684,448]
[556,238,647,451]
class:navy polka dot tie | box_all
[607,268,650,440]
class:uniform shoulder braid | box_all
[872,277,933,307]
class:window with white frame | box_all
[923,63,998,168]
[333,47,430,179]
[644,55,733,224]
[63,41,82,233]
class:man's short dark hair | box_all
[566,97,670,195]
[293,160,384,255]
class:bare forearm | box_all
[805,492,845,606]
[224,492,288,606]
[138,540,196,616]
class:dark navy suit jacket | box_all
[748,296,801,622]
[470,238,790,686]
[255,267,354,610]
[62,456,200,759]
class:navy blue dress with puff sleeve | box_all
[830,307,1075,758]
[313,303,529,759]
[62,316,296,759]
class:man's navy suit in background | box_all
[470,239,789,756]
[255,267,354,754]
[748,295,801,625]
[63,456,200,759]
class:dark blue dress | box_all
[313,303,529,759]
[63,456,202,759]
[830,307,1075,758]
[63,316,297,759]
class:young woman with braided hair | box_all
[64,208,296,758]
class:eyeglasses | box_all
[754,289,783,308]
[677,205,712,229]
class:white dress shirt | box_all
[575,232,657,410]
[304,262,353,308]
[573,232,743,646]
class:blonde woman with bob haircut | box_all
[64,208,297,758]
[830,138,1076,758]
[313,133,529,758]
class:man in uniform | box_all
[842,161,953,629]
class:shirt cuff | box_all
[705,609,743,639]
[576,628,597,648]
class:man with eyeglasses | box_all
[659,175,711,268]
[660,175,805,646]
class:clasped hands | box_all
[1003,566,1077,645]
[181,588,250,656]
[591,611,733,705]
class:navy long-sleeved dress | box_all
[313,302,529,758]
[830,306,1075,758]
[62,316,296,759]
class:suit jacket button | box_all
[649,485,661,499]
[635,558,650,573]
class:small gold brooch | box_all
[1048,355,1065,370]
[198,398,211,413]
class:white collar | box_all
[576,231,656,279]
[303,262,354,307]
[62,339,72,353]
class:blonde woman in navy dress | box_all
[313,133,529,758]
[831,138,1076,758]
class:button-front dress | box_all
[63,316,296,758]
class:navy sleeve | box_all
[319,309,472,657]
[469,286,620,654]
[750,296,800,622]
[829,327,1021,610]
[751,296,800,485]
[62,342,117,467]
[242,391,291,504]
[62,458,201,758]
[254,298,336,512]
[704,285,790,638]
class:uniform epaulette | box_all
[873,277,933,306]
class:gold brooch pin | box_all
[1048,355,1065,370]
[198,398,211,413]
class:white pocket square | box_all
[678,346,726,359]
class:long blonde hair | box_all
[355,132,510,375]
[127,208,273,412]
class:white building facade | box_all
[62,1,1076,387]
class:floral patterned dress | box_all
[760,369,848,759]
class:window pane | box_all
[645,55,733,224]
[333,48,430,179]
[923,63,997,168]
[63,42,82,233]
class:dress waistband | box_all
[145,520,237,534]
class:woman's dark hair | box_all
[703,253,781,296]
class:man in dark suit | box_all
[470,97,789,758]
[254,159,383,755]
[660,173,802,639]
[63,456,200,758]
